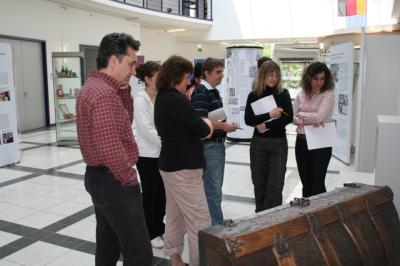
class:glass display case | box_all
[52,52,84,145]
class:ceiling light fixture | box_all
[165,28,187,33]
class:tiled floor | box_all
[0,127,373,265]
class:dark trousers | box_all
[84,166,153,266]
[136,157,166,239]
[250,135,288,212]
[295,137,332,198]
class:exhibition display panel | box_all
[52,52,83,145]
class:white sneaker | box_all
[151,236,164,249]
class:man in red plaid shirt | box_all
[76,33,152,265]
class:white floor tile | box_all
[15,211,65,229]
[71,193,92,205]
[21,143,40,150]
[17,146,82,170]
[222,184,246,195]
[45,250,95,266]
[4,182,62,197]
[0,231,20,247]
[27,175,82,189]
[225,145,250,163]
[0,169,31,185]
[0,260,24,266]
[46,187,85,201]
[237,185,254,198]
[284,181,303,203]
[17,196,63,211]
[57,163,86,175]
[222,202,255,218]
[0,189,37,205]
[0,205,38,222]
[58,215,96,240]
[3,241,70,266]
[0,201,13,211]
[46,201,91,216]
[22,132,57,144]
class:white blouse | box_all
[293,89,334,134]
[133,90,161,158]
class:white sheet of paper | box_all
[304,122,337,150]
[208,107,227,122]
[251,95,277,115]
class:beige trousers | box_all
[160,169,211,266]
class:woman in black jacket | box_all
[245,61,293,212]
[154,55,213,266]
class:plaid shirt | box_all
[76,71,139,186]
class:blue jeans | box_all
[202,141,225,225]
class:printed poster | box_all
[225,47,263,140]
[0,43,21,167]
[329,42,354,164]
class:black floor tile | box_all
[26,229,53,240]
[0,244,19,259]
[7,237,36,249]
[75,240,96,255]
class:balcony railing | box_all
[111,0,213,21]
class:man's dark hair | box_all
[96,33,141,69]
[202,57,224,78]
[257,56,272,69]
[156,55,193,91]
[193,62,203,79]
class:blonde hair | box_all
[253,61,283,97]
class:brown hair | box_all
[301,62,334,96]
[253,61,283,97]
[202,57,224,78]
[136,61,160,85]
[156,55,193,91]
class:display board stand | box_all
[0,43,21,167]
[225,46,263,142]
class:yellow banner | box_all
[356,0,367,15]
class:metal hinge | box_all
[273,233,291,258]
[222,219,236,227]
[343,182,361,188]
[382,186,394,199]
[306,213,321,232]
[224,238,242,256]
[290,197,310,207]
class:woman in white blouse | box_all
[133,61,165,248]
[293,62,335,198]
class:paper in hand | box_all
[251,95,277,115]
[208,107,227,122]
[304,122,337,150]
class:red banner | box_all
[346,0,357,16]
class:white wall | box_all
[140,28,226,62]
[0,0,141,124]
[356,34,400,172]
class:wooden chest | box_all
[199,183,400,265]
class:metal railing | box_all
[111,0,212,21]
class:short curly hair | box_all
[156,55,193,91]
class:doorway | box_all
[0,36,48,132]
[80,45,99,81]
